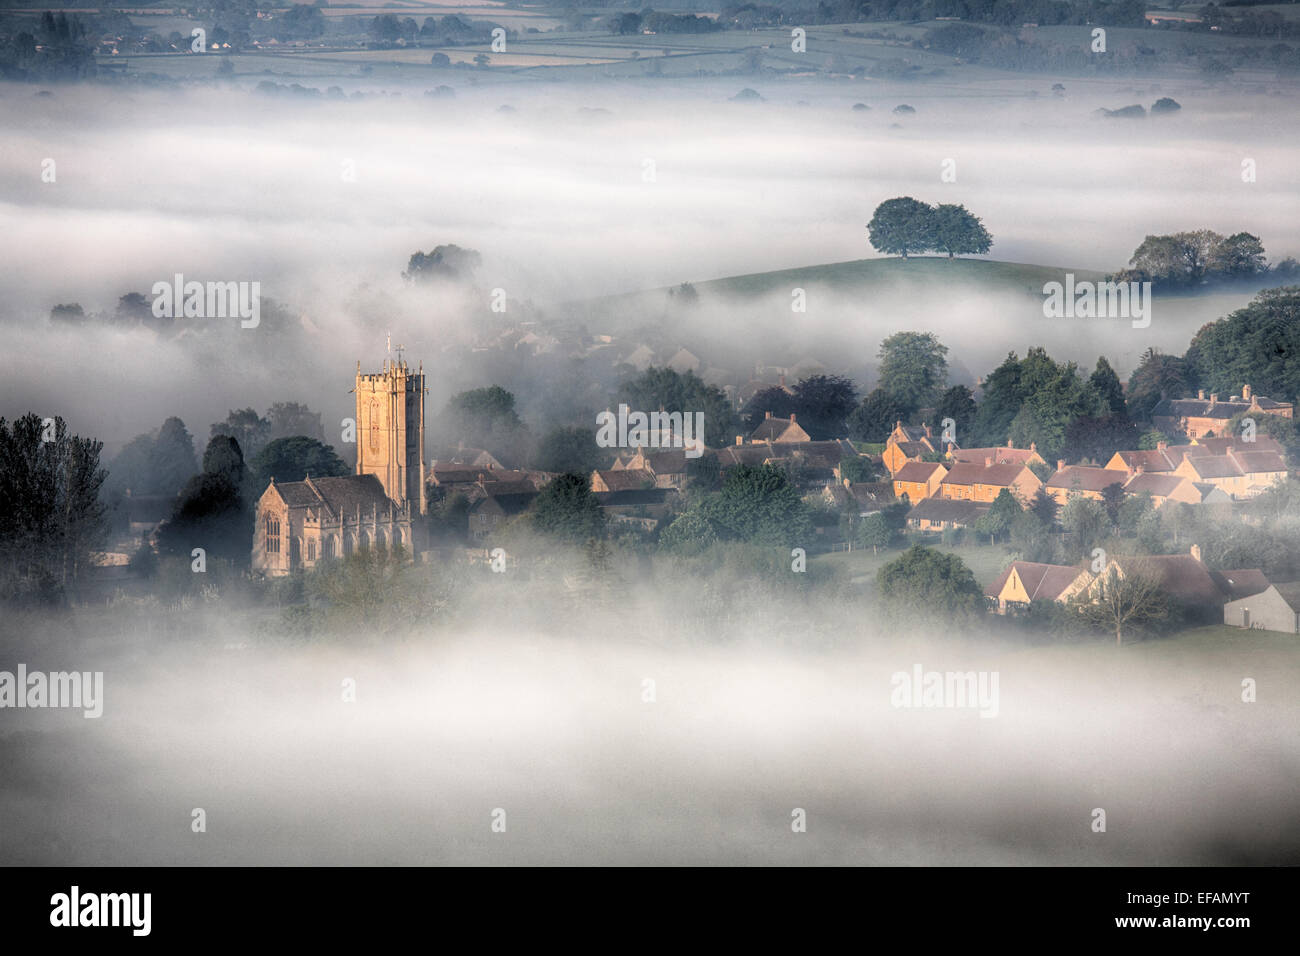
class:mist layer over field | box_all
[2,77,1299,448]
[2,600,1297,866]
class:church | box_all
[252,357,427,576]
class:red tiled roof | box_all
[942,462,1030,487]
[1123,473,1189,497]
[949,446,1039,465]
[894,461,944,483]
[1046,466,1129,493]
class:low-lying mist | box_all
[2,559,1296,866]
[3,77,1300,447]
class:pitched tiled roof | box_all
[750,417,802,442]
[950,446,1040,466]
[1154,393,1293,420]
[273,474,394,518]
[644,449,688,475]
[596,468,655,491]
[1111,449,1178,473]
[985,561,1087,601]
[1232,450,1287,474]
[1113,554,1223,606]
[942,462,1030,487]
[894,461,944,483]
[1122,473,1189,497]
[714,444,777,467]
[471,491,537,517]
[1192,436,1284,457]
[1213,568,1271,601]
[893,440,932,459]
[906,497,988,525]
[1046,466,1129,493]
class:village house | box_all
[822,478,892,516]
[1105,442,1191,474]
[947,440,1045,470]
[432,445,504,470]
[612,447,690,490]
[985,561,1093,614]
[882,422,940,475]
[1120,470,1203,508]
[1172,447,1288,499]
[710,438,860,486]
[1152,384,1293,440]
[595,488,676,531]
[1044,462,1130,505]
[1222,582,1300,634]
[938,460,1041,504]
[1088,546,1245,623]
[906,497,988,532]
[748,411,812,444]
[468,490,538,542]
[428,465,544,506]
[1190,435,1285,457]
[591,467,656,493]
[893,461,947,503]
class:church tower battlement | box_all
[354,357,427,516]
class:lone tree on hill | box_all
[867,198,992,260]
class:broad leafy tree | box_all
[867,197,937,259]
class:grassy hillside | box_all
[692,255,1107,300]
[566,255,1108,320]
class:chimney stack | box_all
[1198,389,1205,400]
[1136,464,1145,476]
[924,423,932,438]
[735,435,743,446]
[1157,440,1167,451]
[1057,459,1066,473]
[765,411,772,420]
[789,413,796,423]
[985,456,993,467]
[1029,442,1037,452]
[1006,439,1014,448]
[1243,384,1254,402]
[1190,543,1202,563]
[1210,394,1218,406]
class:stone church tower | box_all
[354,357,427,516]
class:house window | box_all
[307,539,316,562]
[264,514,281,554]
